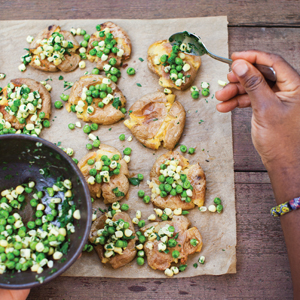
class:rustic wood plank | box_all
[0,0,300,27]
[229,27,300,171]
[28,173,292,300]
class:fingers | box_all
[216,94,251,112]
[215,82,246,101]
[227,71,238,83]
[231,59,276,110]
[232,50,300,92]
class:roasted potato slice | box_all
[0,78,51,131]
[149,151,206,210]
[28,25,80,72]
[67,75,126,125]
[147,40,201,90]
[141,216,202,271]
[87,21,131,70]
[124,92,185,150]
[89,212,137,269]
[78,144,129,204]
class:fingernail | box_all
[232,61,248,77]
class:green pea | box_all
[46,214,54,221]
[83,125,91,134]
[164,184,172,193]
[180,174,187,182]
[159,184,165,191]
[180,145,187,153]
[91,123,98,131]
[18,194,25,202]
[172,250,180,259]
[112,47,118,53]
[89,168,97,176]
[121,204,129,211]
[158,175,165,183]
[86,96,93,105]
[217,204,223,213]
[35,218,42,226]
[108,226,115,234]
[83,33,90,41]
[43,120,50,128]
[112,154,120,161]
[160,164,167,170]
[68,123,75,130]
[138,190,145,198]
[27,221,35,229]
[127,67,135,75]
[99,91,107,99]
[120,107,126,114]
[160,191,167,198]
[92,174,100,184]
[136,257,144,266]
[109,58,117,66]
[110,75,118,83]
[137,174,143,181]
[143,195,150,204]
[98,102,104,108]
[168,239,177,247]
[25,187,32,193]
[119,134,125,141]
[72,158,79,164]
[183,181,191,189]
[160,54,168,63]
[138,235,146,244]
[202,88,210,97]
[96,24,101,31]
[188,147,195,154]
[123,147,132,155]
[182,210,189,215]
[138,220,145,228]
[166,177,174,185]
[93,139,101,148]
[54,101,63,109]
[87,159,95,165]
[214,197,222,205]
[191,91,200,99]
[60,93,69,102]
[185,197,191,203]
[176,185,183,194]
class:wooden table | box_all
[1,1,299,298]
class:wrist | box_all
[266,162,300,205]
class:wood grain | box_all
[0,0,300,27]
[229,27,300,171]
[28,173,292,300]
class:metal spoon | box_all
[169,31,276,83]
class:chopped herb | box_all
[109,128,112,131]
[179,264,187,272]
[57,141,61,146]
[59,75,64,80]
[164,249,170,254]
[186,75,191,78]
[129,177,140,186]
[4,175,13,180]
[222,249,225,251]
[112,97,121,110]
[129,110,133,115]
[112,187,125,197]
[136,83,142,87]
[153,118,158,121]
[24,48,30,51]
[193,263,198,268]
[199,120,204,124]
[98,208,106,213]
[45,77,52,81]
[139,58,144,62]
[174,233,179,239]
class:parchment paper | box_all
[0,16,236,278]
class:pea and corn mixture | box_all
[21,30,76,72]
[148,158,193,203]
[0,178,80,276]
[91,209,135,259]
[0,83,49,136]
[71,78,125,115]
[87,26,124,83]
[155,44,193,87]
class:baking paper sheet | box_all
[0,16,236,278]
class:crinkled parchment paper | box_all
[0,16,236,278]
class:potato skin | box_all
[0,78,51,130]
[124,92,185,150]
[87,21,131,69]
[67,75,126,125]
[150,151,206,210]
[89,212,137,269]
[29,25,80,72]
[141,216,202,270]
[147,40,201,90]
[78,144,129,204]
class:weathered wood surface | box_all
[28,173,292,300]
[0,0,300,27]
[1,2,297,298]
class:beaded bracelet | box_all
[270,197,300,217]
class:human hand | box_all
[215,50,300,170]
[0,288,30,300]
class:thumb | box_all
[231,59,275,110]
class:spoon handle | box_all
[206,51,276,82]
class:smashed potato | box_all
[147,40,201,90]
[149,151,206,210]
[0,78,51,134]
[28,25,80,72]
[89,212,137,269]
[141,216,202,271]
[78,144,129,204]
[67,75,126,125]
[124,92,185,150]
[87,21,131,70]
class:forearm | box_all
[267,163,300,298]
